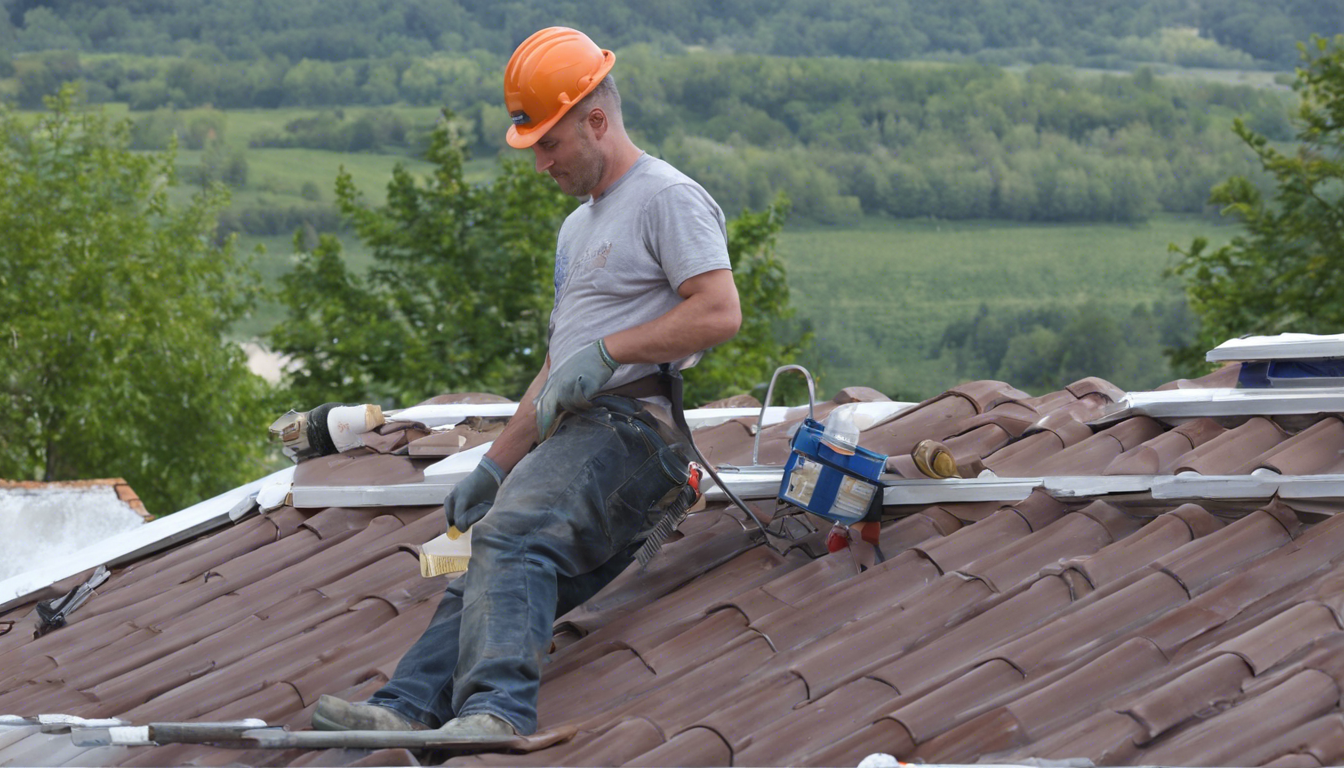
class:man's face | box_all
[531,109,605,198]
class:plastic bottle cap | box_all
[822,404,861,456]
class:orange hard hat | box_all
[504,27,616,149]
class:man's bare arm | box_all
[602,269,741,364]
[483,357,550,474]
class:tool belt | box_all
[594,365,701,564]
[604,365,698,443]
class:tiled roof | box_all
[6,364,1344,766]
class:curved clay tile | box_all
[1155,506,1300,597]
[1019,388,1079,416]
[917,636,1166,763]
[413,391,512,406]
[1207,601,1340,676]
[1127,653,1256,749]
[860,393,981,456]
[1137,667,1340,766]
[684,418,754,466]
[965,512,1119,594]
[293,451,426,486]
[627,725,731,766]
[1247,713,1344,768]
[1063,506,1219,590]
[916,508,1037,575]
[947,401,1042,439]
[1066,376,1126,402]
[1172,416,1291,475]
[890,658,1024,745]
[996,570,1189,679]
[1234,416,1344,475]
[913,706,1029,763]
[982,414,1094,476]
[698,393,761,408]
[946,380,1032,413]
[867,574,1076,696]
[982,432,1069,476]
[833,386,890,404]
[1155,362,1243,391]
[731,678,898,767]
[1104,418,1227,475]
[1034,417,1166,476]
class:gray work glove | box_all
[535,339,619,441]
[444,456,505,532]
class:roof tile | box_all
[1139,668,1341,766]
[1237,416,1344,475]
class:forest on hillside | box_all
[2,49,1293,227]
[2,0,1340,68]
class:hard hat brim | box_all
[506,49,615,149]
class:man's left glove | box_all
[535,339,620,440]
[444,456,505,532]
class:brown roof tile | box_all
[1237,415,1344,475]
[1174,416,1292,474]
[1139,668,1341,766]
[13,373,1344,766]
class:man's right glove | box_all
[444,456,505,532]
[535,339,620,440]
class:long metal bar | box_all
[1092,387,1344,424]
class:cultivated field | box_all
[777,215,1230,398]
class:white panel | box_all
[0,466,294,609]
[1208,332,1344,362]
[1096,387,1344,423]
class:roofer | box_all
[310,26,741,740]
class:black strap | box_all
[655,362,785,555]
[657,363,694,443]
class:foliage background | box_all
[0,87,275,515]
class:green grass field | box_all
[777,215,1230,398]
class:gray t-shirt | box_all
[548,154,732,391]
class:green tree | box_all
[1172,36,1344,374]
[270,117,571,406]
[0,86,275,515]
[685,195,814,406]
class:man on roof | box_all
[311,27,741,740]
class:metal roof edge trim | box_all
[1208,332,1344,362]
[0,466,295,611]
[1093,387,1344,423]
[391,401,916,430]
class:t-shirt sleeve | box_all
[641,182,732,291]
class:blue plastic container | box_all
[777,418,887,524]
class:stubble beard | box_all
[564,136,606,199]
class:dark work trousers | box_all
[367,397,686,734]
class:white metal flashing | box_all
[391,401,914,431]
[883,476,1043,505]
[291,481,456,508]
[1093,387,1344,423]
[0,466,294,609]
[1208,332,1344,362]
[877,470,1344,506]
[105,726,152,747]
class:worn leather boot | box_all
[433,713,517,741]
[311,694,430,731]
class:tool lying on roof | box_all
[269,403,385,462]
[67,718,576,752]
[33,565,109,638]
